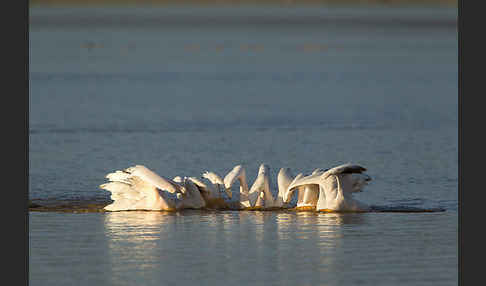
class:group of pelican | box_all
[100,163,372,212]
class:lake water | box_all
[29,5,458,286]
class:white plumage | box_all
[100,163,371,212]
[285,163,371,211]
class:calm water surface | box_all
[29,5,457,286]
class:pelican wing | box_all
[187,176,209,189]
[286,173,322,193]
[223,165,244,189]
[202,171,224,185]
[284,173,321,203]
[101,177,151,210]
[319,163,370,195]
[273,168,294,207]
[256,164,275,207]
[180,179,206,209]
[101,165,179,211]
[321,164,367,179]
[127,165,181,194]
[288,173,304,187]
[311,168,326,175]
[248,173,266,207]
[277,168,294,195]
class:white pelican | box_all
[184,171,231,209]
[101,164,297,211]
[101,165,206,211]
[216,163,296,209]
[288,168,325,210]
[100,163,371,212]
[284,163,371,212]
[188,164,290,210]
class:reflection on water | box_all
[103,210,369,285]
[276,212,366,247]
[104,211,176,280]
[30,210,456,286]
[104,210,365,244]
[104,211,176,241]
[252,211,266,243]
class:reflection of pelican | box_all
[104,211,175,241]
[100,163,371,212]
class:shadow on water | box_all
[29,198,446,213]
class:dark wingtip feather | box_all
[341,165,367,174]
[325,164,367,176]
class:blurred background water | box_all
[29,3,457,286]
